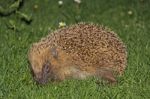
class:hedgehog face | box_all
[28,46,57,84]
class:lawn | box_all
[0,0,150,98]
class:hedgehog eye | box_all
[42,61,50,73]
[50,47,58,59]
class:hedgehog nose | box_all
[34,75,48,84]
[35,77,48,84]
[34,73,48,84]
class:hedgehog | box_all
[28,23,127,85]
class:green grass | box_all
[0,0,150,98]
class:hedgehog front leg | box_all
[95,68,117,84]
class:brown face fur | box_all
[28,44,50,84]
[28,44,74,84]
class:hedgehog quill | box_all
[28,23,127,84]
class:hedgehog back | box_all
[42,23,127,74]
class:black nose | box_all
[32,71,49,85]
[34,77,48,84]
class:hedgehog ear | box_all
[50,47,58,59]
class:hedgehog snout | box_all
[33,62,51,84]
[33,61,59,84]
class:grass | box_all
[0,0,150,98]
